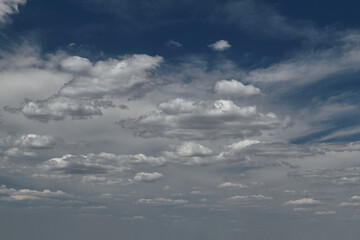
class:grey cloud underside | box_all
[120,98,285,140]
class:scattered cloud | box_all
[0,0,26,24]
[166,40,183,48]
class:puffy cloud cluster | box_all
[0,0,26,24]
[36,153,166,183]
[6,52,163,122]
[120,98,284,140]
[215,79,261,98]
[0,134,59,158]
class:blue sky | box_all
[1,0,360,239]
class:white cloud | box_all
[133,172,164,182]
[350,196,360,201]
[215,79,261,97]
[227,195,272,201]
[208,40,231,51]
[136,198,189,206]
[0,0,26,23]
[0,185,71,202]
[284,198,322,206]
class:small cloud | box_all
[167,40,183,48]
[215,79,261,98]
[208,40,231,51]
[227,195,272,201]
[218,182,247,189]
[284,198,322,206]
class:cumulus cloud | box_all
[136,198,189,206]
[227,195,272,201]
[283,198,322,206]
[0,185,71,201]
[120,98,284,140]
[0,0,26,24]
[133,172,164,182]
[214,79,261,98]
[208,40,231,51]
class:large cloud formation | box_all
[6,53,163,122]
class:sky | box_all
[1,0,360,239]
